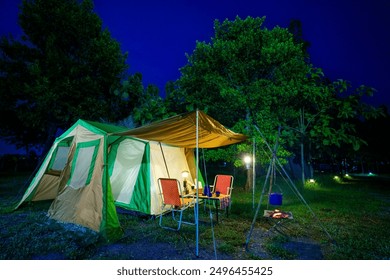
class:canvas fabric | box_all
[16,120,123,239]
[47,127,106,232]
[115,111,248,148]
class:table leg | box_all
[216,200,219,223]
[226,202,229,218]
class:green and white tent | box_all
[16,112,247,240]
[16,119,198,240]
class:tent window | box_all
[67,139,100,189]
[49,145,70,172]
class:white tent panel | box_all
[51,146,70,171]
[68,145,96,189]
[111,138,146,204]
[149,142,194,214]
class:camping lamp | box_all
[244,155,251,170]
[181,170,189,194]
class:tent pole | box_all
[252,138,256,209]
[196,109,199,257]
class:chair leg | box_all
[159,210,184,231]
[159,206,196,231]
[176,211,183,231]
[172,210,177,221]
[159,211,175,231]
[159,213,165,228]
[227,198,232,217]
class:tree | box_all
[0,0,128,155]
[170,16,309,184]
[354,106,390,173]
[169,16,383,188]
[114,72,171,127]
[269,75,382,186]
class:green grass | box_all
[0,172,389,259]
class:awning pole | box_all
[196,109,199,257]
[252,138,256,209]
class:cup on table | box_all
[216,191,220,197]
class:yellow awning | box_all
[115,111,248,148]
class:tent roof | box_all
[83,120,129,134]
[114,111,248,148]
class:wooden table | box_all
[195,193,230,223]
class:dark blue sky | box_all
[91,0,389,108]
[1,0,390,154]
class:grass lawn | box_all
[0,172,389,260]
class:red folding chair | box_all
[158,178,197,231]
[209,174,234,219]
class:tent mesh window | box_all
[67,139,100,189]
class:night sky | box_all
[91,0,389,107]
[1,0,390,154]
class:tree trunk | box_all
[244,108,252,192]
[299,108,306,188]
[300,141,305,188]
[245,168,253,191]
[308,142,313,179]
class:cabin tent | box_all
[16,111,247,240]
[15,119,198,240]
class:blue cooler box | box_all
[269,193,283,206]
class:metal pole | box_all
[252,138,256,209]
[195,109,199,257]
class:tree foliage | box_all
[0,0,128,154]
[114,73,171,127]
[169,16,384,183]
[170,16,309,161]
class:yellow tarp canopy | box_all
[115,111,248,148]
